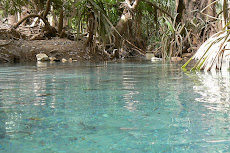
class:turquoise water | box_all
[0,60,229,153]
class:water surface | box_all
[0,60,229,152]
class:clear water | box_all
[0,60,229,153]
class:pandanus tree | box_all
[160,0,218,60]
[182,0,230,71]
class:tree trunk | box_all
[223,0,228,27]
[113,0,141,49]
[153,6,158,35]
[38,0,42,12]
[183,0,216,21]
[133,8,144,49]
[50,6,57,27]
[176,0,185,24]
[58,9,64,34]
[43,0,52,19]
[181,0,217,41]
[86,11,95,49]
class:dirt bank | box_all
[0,38,110,63]
[0,21,111,63]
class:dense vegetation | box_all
[0,0,228,69]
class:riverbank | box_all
[0,23,192,63]
[0,22,112,63]
[0,38,112,63]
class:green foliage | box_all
[140,0,175,52]
[72,0,120,44]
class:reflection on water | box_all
[186,69,230,150]
[0,61,229,152]
[193,70,230,112]
[122,69,140,111]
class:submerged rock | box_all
[36,53,49,61]
[78,122,96,130]
[102,114,109,117]
[25,117,43,121]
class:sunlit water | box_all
[0,60,229,153]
